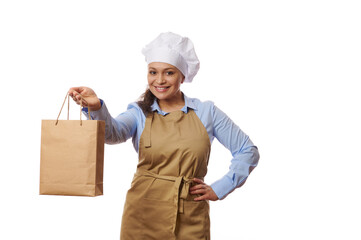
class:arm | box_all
[210,104,260,200]
[82,100,138,145]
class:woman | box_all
[69,32,259,240]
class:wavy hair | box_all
[137,88,156,116]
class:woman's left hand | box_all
[190,178,219,201]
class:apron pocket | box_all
[140,199,175,239]
[176,200,210,240]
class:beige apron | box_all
[120,109,211,240]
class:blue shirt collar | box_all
[150,93,197,115]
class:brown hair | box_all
[137,88,156,116]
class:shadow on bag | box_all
[40,93,105,197]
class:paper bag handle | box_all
[55,92,92,126]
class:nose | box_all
[156,74,166,84]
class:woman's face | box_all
[147,62,185,101]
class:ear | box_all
[181,75,185,84]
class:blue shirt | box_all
[84,94,259,199]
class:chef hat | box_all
[141,32,200,83]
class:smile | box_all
[154,86,170,92]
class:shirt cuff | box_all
[211,173,247,200]
[211,176,238,200]
[82,99,106,120]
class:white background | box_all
[1,0,360,239]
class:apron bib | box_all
[121,109,211,240]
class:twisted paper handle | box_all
[55,92,91,126]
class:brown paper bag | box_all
[40,93,105,196]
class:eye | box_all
[149,71,156,75]
[166,71,174,76]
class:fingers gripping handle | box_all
[55,92,91,125]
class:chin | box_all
[153,94,169,100]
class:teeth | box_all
[156,87,168,90]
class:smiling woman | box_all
[68,32,259,240]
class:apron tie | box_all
[135,169,196,234]
[144,112,154,148]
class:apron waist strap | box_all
[134,169,201,234]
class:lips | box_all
[154,86,170,92]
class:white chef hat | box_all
[141,32,200,83]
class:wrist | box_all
[88,99,102,111]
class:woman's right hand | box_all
[68,86,102,111]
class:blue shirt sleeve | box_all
[82,99,139,145]
[209,103,260,200]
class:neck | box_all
[158,92,185,112]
